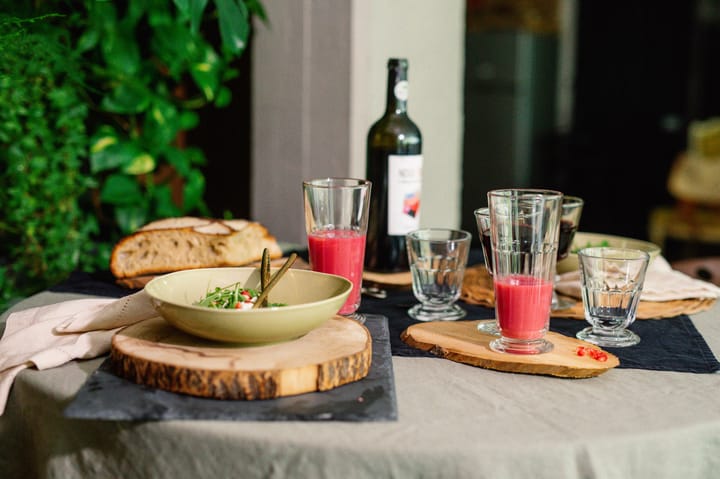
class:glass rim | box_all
[488,188,563,200]
[473,207,489,216]
[406,228,472,243]
[562,195,584,206]
[577,247,651,261]
[303,177,371,189]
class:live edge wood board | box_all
[110,316,372,400]
[402,320,618,378]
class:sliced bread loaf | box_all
[110,217,283,279]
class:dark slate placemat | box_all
[359,288,720,374]
[64,315,397,422]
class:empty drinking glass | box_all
[406,229,471,321]
[576,247,650,347]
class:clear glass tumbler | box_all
[303,178,372,322]
[406,228,471,321]
[488,189,563,355]
[576,247,650,347]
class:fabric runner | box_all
[359,284,720,374]
[51,270,720,374]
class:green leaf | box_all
[183,169,206,210]
[179,110,200,130]
[115,205,148,234]
[215,86,232,107]
[185,147,207,166]
[143,99,181,149]
[102,23,141,75]
[215,0,249,55]
[245,0,268,23]
[147,2,175,27]
[151,23,194,79]
[164,148,192,176]
[91,141,143,174]
[76,29,99,53]
[124,153,156,175]
[99,174,142,205]
[154,185,182,217]
[100,82,151,114]
[174,0,209,34]
[190,44,222,101]
[90,134,118,155]
[126,0,149,26]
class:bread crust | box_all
[110,217,283,278]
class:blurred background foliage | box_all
[0,0,266,312]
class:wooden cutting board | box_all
[401,320,618,378]
[110,316,372,400]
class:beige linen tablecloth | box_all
[2,290,720,479]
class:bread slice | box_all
[110,217,283,279]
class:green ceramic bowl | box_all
[144,267,352,343]
[556,232,661,274]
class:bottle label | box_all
[387,154,422,235]
[394,81,409,101]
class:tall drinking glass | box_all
[488,189,563,354]
[552,196,584,310]
[473,207,499,335]
[303,178,372,322]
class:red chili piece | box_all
[575,345,608,362]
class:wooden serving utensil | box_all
[260,248,271,307]
[253,251,298,308]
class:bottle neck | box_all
[385,64,409,115]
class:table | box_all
[2,277,720,479]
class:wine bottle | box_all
[364,58,423,272]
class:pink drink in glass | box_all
[308,229,366,315]
[494,274,553,340]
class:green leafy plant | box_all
[0,14,96,311]
[72,0,267,263]
[0,1,266,311]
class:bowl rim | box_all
[568,231,661,255]
[144,267,353,315]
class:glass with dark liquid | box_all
[552,196,584,310]
[557,219,579,261]
[473,207,498,335]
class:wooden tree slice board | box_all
[110,316,372,400]
[401,320,619,378]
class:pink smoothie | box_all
[308,229,366,315]
[494,274,553,340]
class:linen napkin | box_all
[556,256,720,301]
[0,290,156,415]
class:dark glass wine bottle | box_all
[364,58,423,273]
